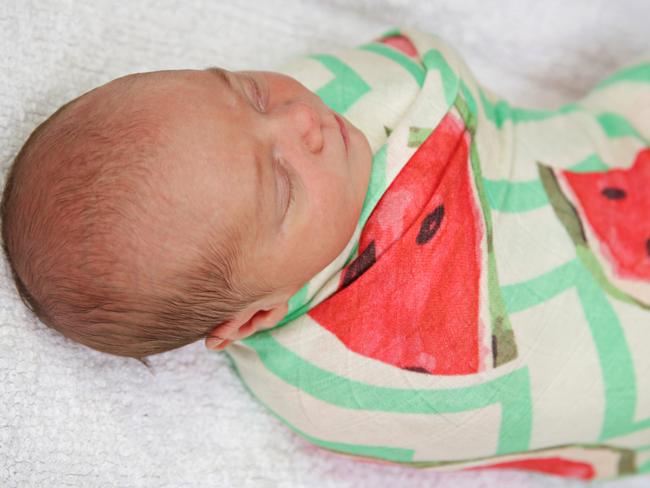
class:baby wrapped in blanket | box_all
[2,26,649,481]
[222,28,650,481]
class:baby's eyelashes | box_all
[249,78,266,111]
[235,71,267,112]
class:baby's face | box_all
[106,67,372,300]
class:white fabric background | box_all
[1,1,649,486]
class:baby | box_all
[3,26,650,479]
[0,66,372,360]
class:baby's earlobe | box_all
[205,334,230,350]
[213,339,232,350]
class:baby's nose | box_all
[286,100,324,153]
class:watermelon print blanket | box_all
[222,27,650,481]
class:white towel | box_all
[2,1,649,486]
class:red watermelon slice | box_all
[467,456,595,480]
[538,148,650,308]
[308,112,486,375]
[462,443,635,480]
[377,33,419,59]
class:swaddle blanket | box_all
[223,26,650,481]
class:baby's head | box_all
[0,67,372,360]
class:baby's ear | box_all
[205,335,232,351]
[252,301,290,333]
[204,301,289,350]
[204,313,244,350]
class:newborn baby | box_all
[0,66,373,358]
[3,26,650,480]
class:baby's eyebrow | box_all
[205,66,236,95]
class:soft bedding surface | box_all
[1,1,649,487]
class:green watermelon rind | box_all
[537,162,650,311]
[454,94,518,367]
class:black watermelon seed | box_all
[404,366,431,374]
[341,240,376,290]
[601,187,626,200]
[416,205,444,245]
[646,238,650,257]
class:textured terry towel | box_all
[222,26,650,480]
